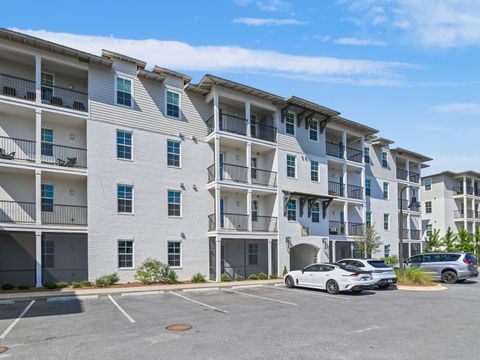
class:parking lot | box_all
[0,281,478,360]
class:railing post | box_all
[35,169,42,225]
[245,102,251,137]
[341,131,347,159]
[215,186,221,231]
[344,202,349,236]
[215,236,221,282]
[246,142,252,184]
[35,109,42,165]
[213,90,219,132]
[35,55,42,104]
[35,230,42,288]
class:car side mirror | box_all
[301,269,305,274]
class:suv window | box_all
[441,254,461,262]
[304,264,321,272]
[407,255,423,264]
[423,254,442,262]
[367,261,389,268]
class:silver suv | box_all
[404,252,479,284]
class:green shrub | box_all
[55,281,68,288]
[191,273,206,283]
[248,274,258,280]
[72,282,81,288]
[43,281,58,289]
[95,273,119,288]
[135,258,163,284]
[164,268,178,284]
[380,256,399,267]
[258,272,268,280]
[1,283,15,290]
[269,274,279,279]
[221,274,231,282]
[395,268,434,286]
[235,275,245,281]
[17,284,30,290]
[282,266,288,276]
[80,280,92,287]
[106,273,119,285]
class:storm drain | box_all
[166,323,192,332]
[0,346,8,353]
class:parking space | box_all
[0,282,479,359]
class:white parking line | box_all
[0,300,35,340]
[266,285,350,300]
[223,289,297,306]
[108,295,136,323]
[169,291,228,314]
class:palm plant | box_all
[424,229,442,252]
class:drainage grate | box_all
[0,346,8,353]
[166,323,192,332]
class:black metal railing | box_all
[206,115,215,134]
[219,114,248,136]
[397,168,408,181]
[41,85,88,112]
[329,221,346,235]
[0,200,35,223]
[252,123,277,143]
[41,143,87,168]
[328,181,344,196]
[401,228,410,239]
[410,229,421,240]
[326,141,344,158]
[208,213,216,231]
[207,165,215,183]
[209,213,249,231]
[346,147,362,163]
[452,186,474,195]
[454,210,463,219]
[0,136,35,161]
[398,198,408,210]
[0,73,36,101]
[252,168,277,187]
[409,171,420,183]
[219,163,248,183]
[347,184,363,199]
[41,204,87,225]
[466,209,474,218]
[349,222,364,236]
[252,215,278,232]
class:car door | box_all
[316,264,335,288]
[405,255,422,269]
[298,264,321,287]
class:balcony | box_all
[0,73,36,102]
[328,181,344,197]
[251,168,277,187]
[347,184,363,200]
[251,122,277,143]
[401,228,410,239]
[452,186,474,195]
[208,213,277,232]
[208,163,277,187]
[0,136,35,162]
[409,171,420,183]
[252,215,278,232]
[206,113,277,142]
[397,168,408,181]
[349,222,364,236]
[410,229,421,240]
[326,141,344,159]
[454,210,474,219]
[0,200,35,223]
[346,147,362,163]
[329,221,346,235]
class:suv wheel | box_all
[441,270,458,284]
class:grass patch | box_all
[395,268,435,286]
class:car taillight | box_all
[343,272,360,277]
[464,259,473,265]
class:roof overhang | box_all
[153,66,192,84]
[0,28,112,67]
[392,147,433,163]
[369,136,395,147]
[330,116,379,136]
[423,170,480,179]
[285,96,340,118]
[102,49,146,69]
[137,69,165,83]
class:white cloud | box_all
[334,37,387,46]
[232,17,306,26]
[431,102,480,115]
[313,35,331,42]
[13,28,415,84]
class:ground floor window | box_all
[168,241,182,267]
[312,202,320,223]
[118,240,133,269]
[248,243,258,265]
[42,240,54,268]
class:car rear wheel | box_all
[441,270,458,284]
[326,280,339,295]
[285,275,295,288]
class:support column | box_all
[246,142,252,184]
[343,163,347,198]
[215,236,221,282]
[214,135,221,181]
[245,102,251,137]
[35,169,42,225]
[407,213,411,239]
[267,239,272,277]
[344,202,349,236]
[464,176,468,229]
[406,159,410,181]
[35,55,41,104]
[213,91,219,132]
[341,131,347,160]
[247,189,253,232]
[35,230,42,288]
[35,109,42,164]
[215,186,221,231]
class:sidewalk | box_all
[0,279,283,302]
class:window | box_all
[383,213,390,230]
[166,90,180,118]
[168,190,181,217]
[287,199,296,221]
[250,114,257,137]
[167,140,181,167]
[365,179,371,197]
[252,200,258,222]
[116,76,132,107]
[426,224,432,236]
[251,157,257,179]
[304,264,321,272]
[248,243,258,265]
[285,112,295,135]
[383,182,389,199]
[168,241,182,267]
[41,128,53,157]
[312,202,320,223]
[425,201,432,214]
[311,161,319,182]
[117,185,133,213]
[41,183,54,212]
[116,130,132,160]
[381,150,388,168]
[366,211,372,227]
[118,240,133,269]
[364,146,370,163]
[42,240,54,268]
[424,178,432,191]
[41,72,54,102]
[309,120,318,141]
[287,154,296,178]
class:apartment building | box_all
[421,171,480,237]
[0,29,433,287]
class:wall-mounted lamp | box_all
[69,133,75,140]
[193,185,198,191]
[180,183,186,190]
[69,189,75,196]
[286,236,292,252]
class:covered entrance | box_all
[289,243,319,271]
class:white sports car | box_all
[284,263,374,294]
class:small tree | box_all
[442,227,457,252]
[424,229,442,252]
[355,224,382,259]
[474,228,480,260]
[456,228,474,253]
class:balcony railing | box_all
[452,186,474,195]
[219,114,248,136]
[251,168,277,187]
[349,222,364,236]
[207,165,215,183]
[43,144,87,168]
[401,228,410,239]
[251,122,277,143]
[0,73,36,101]
[409,171,420,183]
[0,136,35,161]
[397,168,408,181]
[208,213,216,231]
[398,198,408,210]
[410,229,421,240]
[208,213,249,231]
[328,181,344,197]
[0,200,35,223]
[41,204,87,225]
[41,85,88,112]
[252,215,278,232]
[454,209,474,219]
[220,163,248,183]
[329,221,346,235]
[326,141,344,159]
[206,114,277,142]
[346,147,363,163]
[347,184,363,199]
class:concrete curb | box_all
[120,291,165,297]
[397,284,448,292]
[183,287,219,292]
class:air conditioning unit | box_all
[301,226,309,236]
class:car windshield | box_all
[367,261,390,268]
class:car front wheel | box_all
[441,270,458,284]
[326,280,339,295]
[285,275,295,288]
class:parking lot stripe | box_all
[108,295,136,323]
[267,286,350,300]
[0,300,35,340]
[169,291,228,314]
[223,289,297,306]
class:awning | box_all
[282,190,335,219]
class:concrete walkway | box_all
[0,279,283,302]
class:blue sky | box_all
[3,0,480,174]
